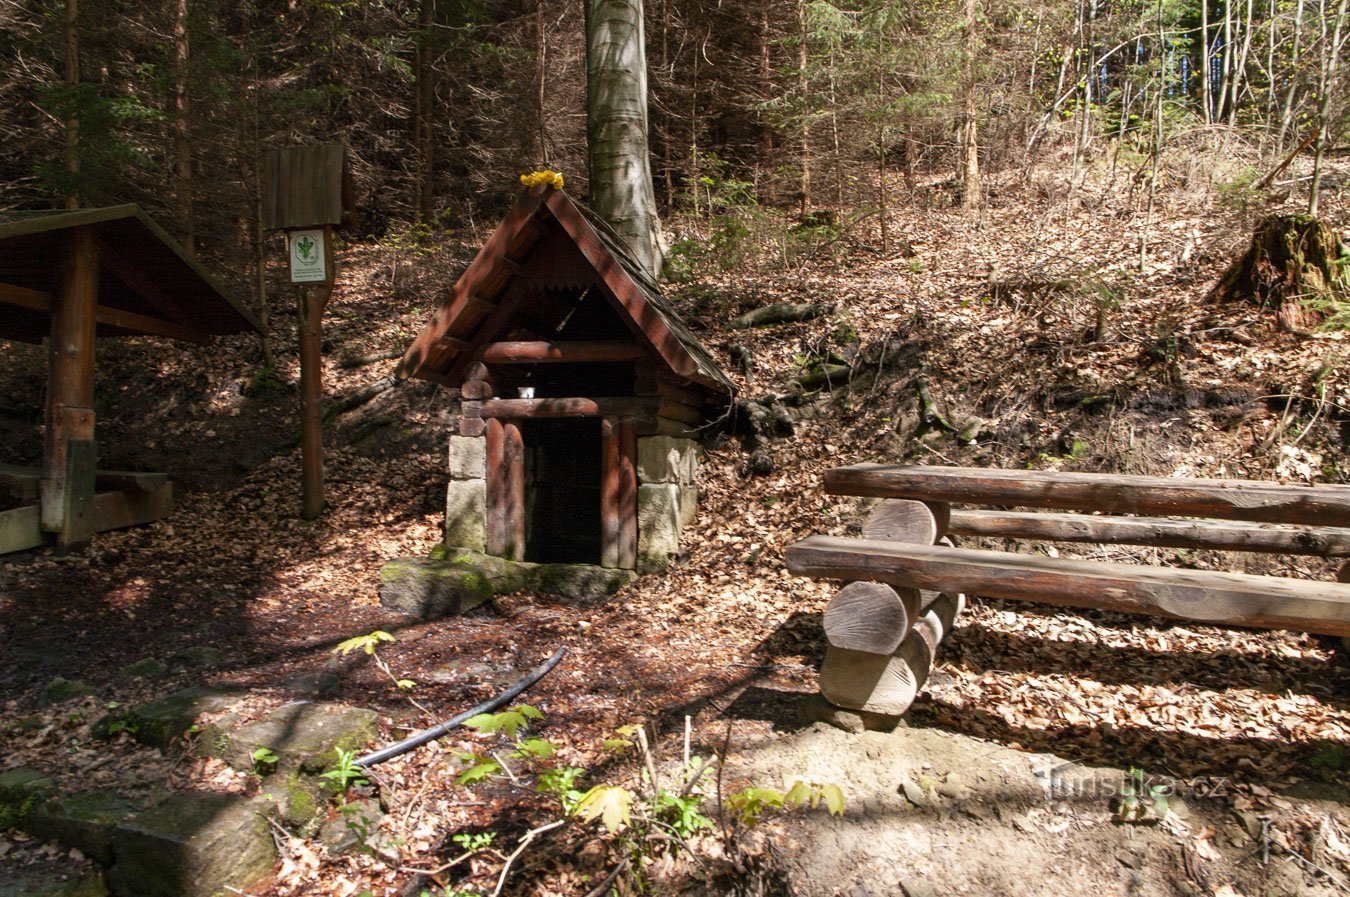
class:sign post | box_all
[263,144,352,519]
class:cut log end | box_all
[864,499,947,545]
[822,581,921,655]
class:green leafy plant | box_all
[251,746,280,775]
[320,747,369,800]
[1116,767,1170,823]
[332,630,426,712]
[451,831,497,851]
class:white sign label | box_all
[288,228,327,283]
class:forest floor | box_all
[1,148,1349,897]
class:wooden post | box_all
[296,224,334,519]
[41,225,98,547]
[503,420,525,560]
[601,416,637,568]
[485,418,506,556]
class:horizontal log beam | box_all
[948,510,1350,557]
[477,341,645,364]
[0,281,209,343]
[481,396,657,419]
[0,505,44,555]
[824,464,1350,527]
[785,535,1350,637]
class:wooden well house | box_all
[0,205,263,553]
[398,185,733,570]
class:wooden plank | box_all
[501,421,526,560]
[481,396,656,419]
[601,418,620,568]
[0,505,44,555]
[477,341,645,364]
[948,509,1350,557]
[94,470,169,493]
[0,464,40,501]
[824,464,1350,527]
[823,581,920,654]
[785,535,1350,637]
[0,281,50,312]
[485,418,506,556]
[657,398,703,426]
[864,500,947,545]
[55,439,96,547]
[92,483,172,532]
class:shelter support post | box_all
[41,226,99,548]
[485,418,525,560]
[600,416,637,569]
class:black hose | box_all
[356,647,566,768]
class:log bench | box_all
[785,465,1350,722]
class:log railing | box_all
[785,465,1350,725]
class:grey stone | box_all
[0,872,108,897]
[26,791,138,864]
[108,793,276,897]
[120,657,169,679]
[95,687,245,751]
[260,772,325,832]
[636,436,698,485]
[637,483,684,570]
[445,479,487,550]
[0,768,56,829]
[380,550,633,619]
[379,556,499,618]
[41,677,95,705]
[169,646,223,670]
[796,694,901,734]
[201,703,378,774]
[284,671,340,698]
[317,798,387,857]
[448,435,486,480]
[678,486,699,527]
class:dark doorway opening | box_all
[522,419,602,564]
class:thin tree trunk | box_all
[1309,0,1348,214]
[537,0,550,162]
[1227,0,1254,126]
[414,0,435,224]
[1141,0,1166,270]
[585,0,665,277]
[1201,0,1212,123]
[172,0,194,255]
[759,1,775,204]
[1278,0,1305,147]
[960,0,981,211]
[798,0,811,212]
[63,0,79,209]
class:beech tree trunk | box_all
[63,0,80,209]
[172,0,194,255]
[585,0,665,278]
[960,0,981,210]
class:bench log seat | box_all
[786,535,1350,638]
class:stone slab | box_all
[0,872,108,897]
[201,703,378,774]
[94,687,245,752]
[637,483,683,571]
[27,791,139,864]
[448,435,486,480]
[108,793,275,897]
[0,767,55,830]
[636,436,698,485]
[445,479,486,551]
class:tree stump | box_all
[1208,215,1348,332]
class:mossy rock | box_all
[379,550,632,619]
[260,771,326,833]
[0,872,108,897]
[120,657,169,679]
[0,767,55,830]
[94,687,246,752]
[41,678,95,705]
[108,793,276,897]
[169,646,224,670]
[26,791,139,864]
[199,703,378,775]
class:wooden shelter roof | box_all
[397,186,733,396]
[0,204,264,345]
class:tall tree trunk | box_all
[1201,0,1212,123]
[63,0,80,209]
[1309,0,1348,214]
[1278,0,1305,147]
[172,0,194,255]
[798,0,811,212]
[413,0,436,224]
[536,0,550,162]
[585,0,664,278]
[960,0,981,210]
[758,0,775,204]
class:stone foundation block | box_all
[448,435,486,480]
[200,703,378,774]
[636,436,698,485]
[445,479,486,551]
[638,483,684,570]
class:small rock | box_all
[937,773,966,799]
[169,646,223,670]
[284,672,339,698]
[94,686,245,751]
[900,880,936,897]
[108,793,276,897]
[900,779,926,807]
[27,791,138,864]
[318,798,386,857]
[119,657,169,679]
[41,678,95,705]
[0,768,56,829]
